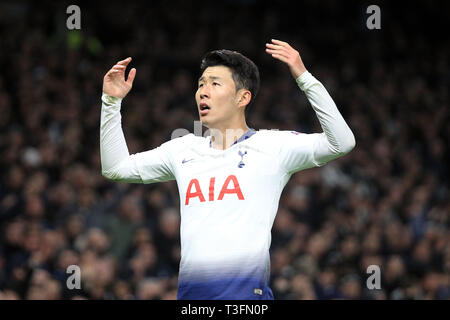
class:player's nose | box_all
[198,84,210,100]
[199,91,209,99]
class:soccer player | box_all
[100,39,355,300]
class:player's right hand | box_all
[103,57,136,99]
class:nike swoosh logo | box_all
[182,158,195,164]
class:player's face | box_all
[195,66,240,128]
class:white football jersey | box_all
[133,129,326,299]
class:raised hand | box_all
[265,39,307,79]
[103,57,136,99]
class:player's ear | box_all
[236,89,251,109]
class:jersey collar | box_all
[209,128,256,148]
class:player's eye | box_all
[213,82,220,86]
[198,83,204,88]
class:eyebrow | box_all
[198,76,222,82]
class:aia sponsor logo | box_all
[185,175,244,205]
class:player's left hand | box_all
[265,39,307,79]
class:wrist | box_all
[295,67,307,79]
[102,93,123,105]
[291,65,307,79]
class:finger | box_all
[271,39,291,48]
[265,47,287,54]
[265,48,289,58]
[126,68,136,85]
[105,69,119,77]
[117,57,132,66]
[270,53,289,64]
[111,67,125,73]
[265,43,285,50]
[111,66,125,72]
[266,44,289,54]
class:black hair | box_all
[199,49,260,114]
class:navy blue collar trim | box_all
[209,128,256,148]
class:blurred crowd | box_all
[0,0,448,300]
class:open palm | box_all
[103,57,136,99]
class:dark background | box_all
[0,0,448,300]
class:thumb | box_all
[126,68,136,86]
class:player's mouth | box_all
[199,103,211,116]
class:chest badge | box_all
[238,150,247,168]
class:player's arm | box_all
[100,58,174,183]
[265,39,355,168]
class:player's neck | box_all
[209,119,249,150]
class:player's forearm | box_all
[100,94,142,182]
[296,71,356,161]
